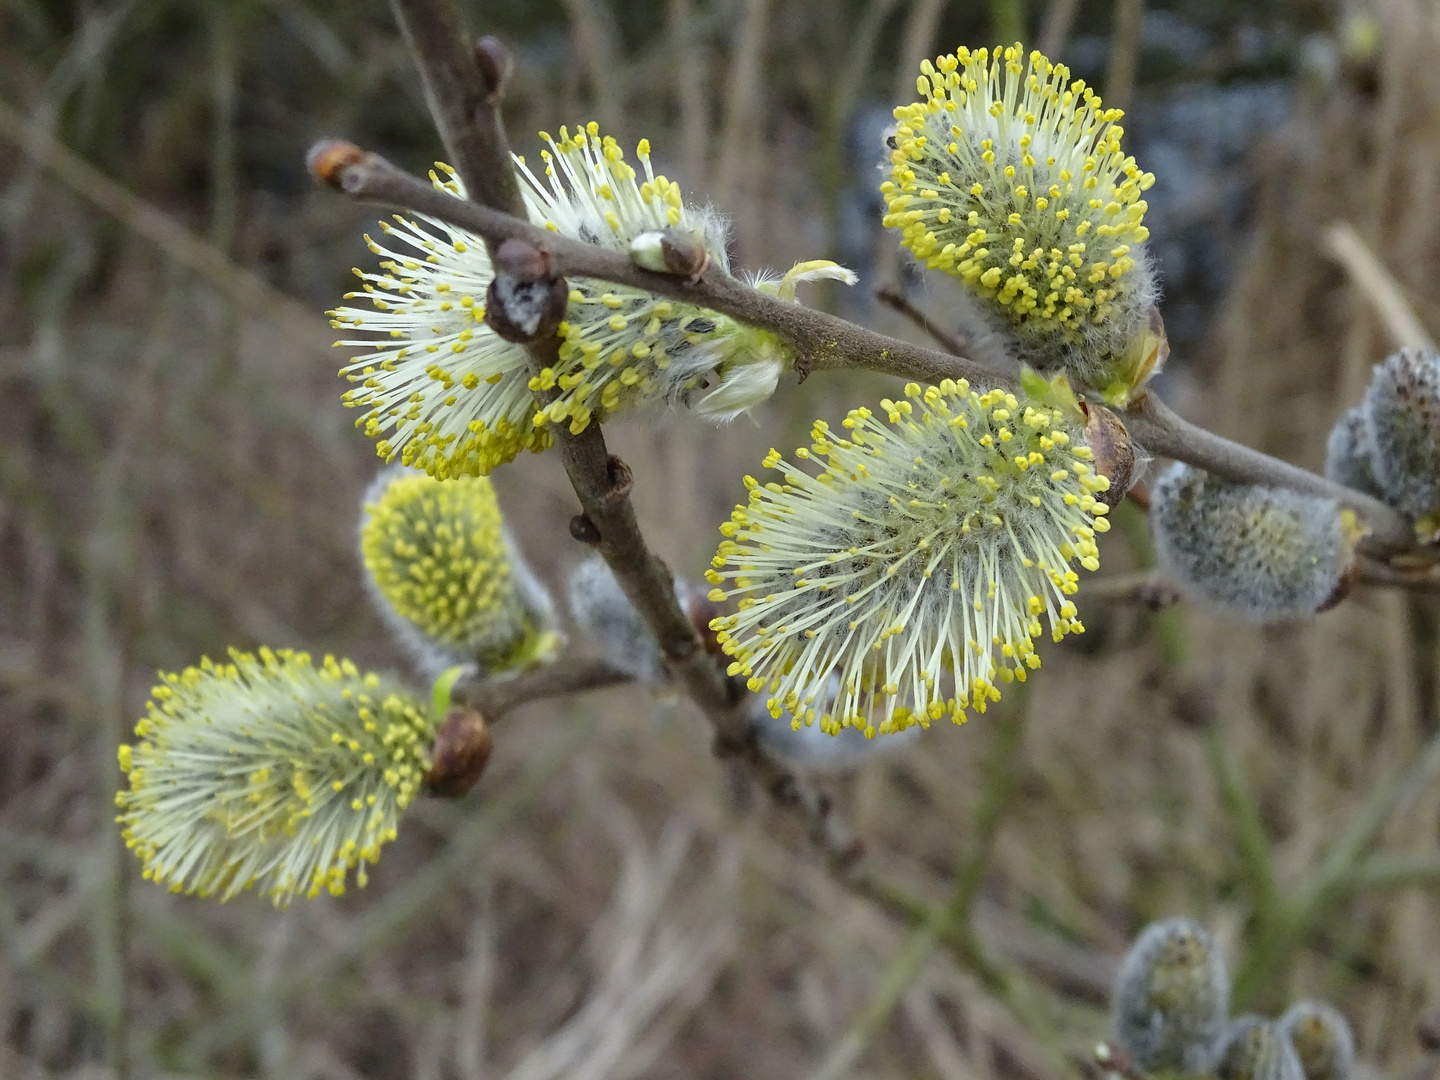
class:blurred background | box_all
[3,0,1440,1077]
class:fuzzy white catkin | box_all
[1150,463,1355,623]
[1111,918,1230,1075]
[749,676,921,773]
[1278,1001,1355,1080]
[1360,347,1440,529]
[1324,407,1383,501]
[1217,1016,1306,1080]
[566,556,683,682]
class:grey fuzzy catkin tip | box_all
[1324,407,1383,501]
[1217,1016,1306,1080]
[1150,463,1356,623]
[749,677,921,773]
[1278,1001,1355,1080]
[1361,347,1440,533]
[566,556,674,683]
[1111,918,1229,1075]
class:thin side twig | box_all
[454,659,633,721]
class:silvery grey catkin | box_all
[1149,463,1359,623]
[1360,347,1440,537]
[1324,407,1383,501]
[1279,1001,1355,1080]
[1217,1016,1306,1080]
[1111,918,1230,1075]
[567,556,680,682]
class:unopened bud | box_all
[474,35,512,100]
[629,229,709,276]
[306,139,366,190]
[485,272,569,343]
[1097,304,1170,407]
[567,556,686,683]
[1324,407,1382,500]
[1217,1017,1305,1080]
[425,707,494,797]
[1083,403,1136,508]
[1360,347,1440,541]
[569,513,602,545]
[494,237,552,282]
[1111,918,1229,1075]
[1279,1002,1354,1080]
[1150,464,1365,623]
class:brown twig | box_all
[875,285,969,356]
[380,0,860,870]
[453,658,633,721]
[1122,390,1414,554]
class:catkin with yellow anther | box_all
[882,45,1160,402]
[333,124,850,475]
[360,469,558,676]
[707,380,1109,736]
[116,648,432,906]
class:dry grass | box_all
[2,0,1439,1077]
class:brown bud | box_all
[474,36,513,101]
[1081,403,1135,508]
[685,591,725,658]
[425,707,494,797]
[569,513,602,545]
[494,237,552,282]
[485,273,569,343]
[661,230,709,276]
[604,455,633,501]
[306,139,366,190]
[1125,480,1152,510]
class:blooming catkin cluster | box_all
[1150,464,1361,623]
[360,469,557,677]
[883,45,1159,399]
[1111,918,1230,1075]
[116,648,432,906]
[333,124,847,477]
[1326,348,1440,541]
[706,380,1110,736]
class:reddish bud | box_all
[474,36,513,101]
[306,139,367,190]
[425,707,494,798]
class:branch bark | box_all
[382,0,860,870]
[324,148,1419,557]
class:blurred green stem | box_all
[1223,725,1440,1007]
[991,0,1027,44]
[808,686,1031,1080]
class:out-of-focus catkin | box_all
[1111,918,1230,1075]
